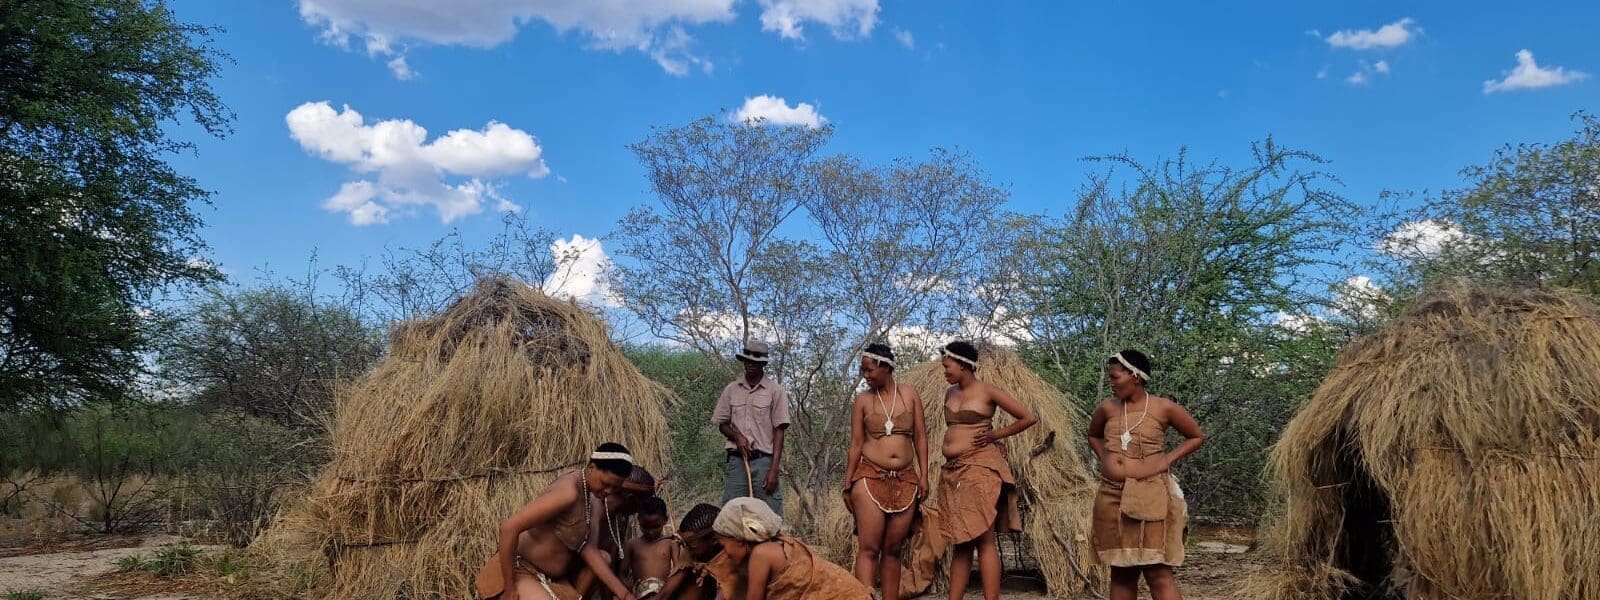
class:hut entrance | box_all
[1333,429,1401,600]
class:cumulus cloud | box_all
[1273,311,1324,334]
[1333,275,1388,322]
[286,101,548,225]
[386,56,417,80]
[1325,18,1418,50]
[1483,50,1589,94]
[758,0,879,41]
[891,27,914,49]
[1346,70,1369,86]
[1373,60,1390,74]
[296,0,734,77]
[543,234,619,307]
[1379,219,1466,260]
[732,95,828,128]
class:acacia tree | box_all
[1006,141,1363,519]
[1376,112,1600,301]
[0,0,231,408]
[609,117,1010,529]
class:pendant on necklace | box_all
[1120,431,1133,451]
[885,419,895,437]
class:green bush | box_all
[115,553,148,572]
[4,588,46,600]
[147,543,204,577]
[626,347,737,506]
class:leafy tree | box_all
[158,282,383,429]
[610,116,1010,529]
[1007,142,1364,519]
[625,347,737,507]
[1378,112,1600,299]
[0,0,231,408]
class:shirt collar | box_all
[737,376,768,391]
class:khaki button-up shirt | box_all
[711,376,791,455]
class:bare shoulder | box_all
[751,540,786,563]
[1152,395,1182,416]
[899,382,923,400]
[1092,398,1117,416]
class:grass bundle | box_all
[1248,283,1600,600]
[258,277,670,598]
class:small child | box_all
[624,496,680,599]
[659,503,723,600]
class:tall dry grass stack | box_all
[1248,284,1600,600]
[258,277,670,598]
[899,346,1103,597]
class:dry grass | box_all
[255,277,671,599]
[1247,283,1600,600]
[818,346,1103,598]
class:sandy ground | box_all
[0,536,1259,599]
[0,534,209,598]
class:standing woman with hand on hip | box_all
[935,341,1037,600]
[1088,350,1205,600]
[843,342,928,600]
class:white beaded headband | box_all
[941,347,977,369]
[1112,352,1150,382]
[861,351,895,367]
[590,451,635,464]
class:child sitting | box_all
[624,496,680,598]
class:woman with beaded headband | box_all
[934,340,1037,600]
[1087,350,1205,600]
[477,442,641,600]
[842,342,929,600]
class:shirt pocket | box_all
[750,391,773,410]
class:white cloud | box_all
[387,56,417,80]
[1346,70,1369,86]
[296,0,735,77]
[732,95,828,128]
[959,306,1031,347]
[758,0,879,41]
[891,27,914,49]
[1373,60,1390,74]
[1325,18,1418,50]
[286,101,548,225]
[1378,219,1466,260]
[1333,276,1388,322]
[1316,67,1328,80]
[1273,311,1324,334]
[1483,49,1589,94]
[543,234,619,307]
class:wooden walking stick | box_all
[742,452,755,497]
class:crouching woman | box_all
[704,498,871,600]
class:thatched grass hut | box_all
[1248,284,1600,600]
[817,346,1101,597]
[259,277,670,598]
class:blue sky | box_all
[165,1,1599,300]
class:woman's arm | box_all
[744,542,784,600]
[580,501,637,600]
[496,481,577,600]
[986,383,1037,440]
[843,395,865,491]
[1086,402,1109,461]
[1159,399,1206,471]
[908,385,930,497]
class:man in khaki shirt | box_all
[710,339,790,513]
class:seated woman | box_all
[577,466,659,598]
[477,442,639,600]
[704,497,871,600]
[843,342,928,600]
[934,341,1038,600]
